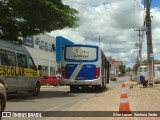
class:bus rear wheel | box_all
[96,79,106,91]
[70,86,79,92]
[103,79,106,89]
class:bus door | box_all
[17,54,28,91]
[5,76,18,93]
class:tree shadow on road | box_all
[6,86,111,102]
[7,90,76,102]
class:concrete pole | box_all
[145,0,153,86]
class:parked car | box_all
[40,76,60,86]
[110,77,117,81]
[0,83,7,112]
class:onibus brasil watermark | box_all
[1,111,160,117]
[2,112,42,118]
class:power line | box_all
[134,29,145,62]
[133,0,146,59]
[63,0,145,14]
[134,0,144,10]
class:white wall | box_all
[24,34,57,76]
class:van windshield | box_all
[144,67,148,72]
[139,67,148,72]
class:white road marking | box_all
[44,98,85,111]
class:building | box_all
[56,36,74,73]
[23,34,57,76]
[108,57,123,77]
[23,35,74,77]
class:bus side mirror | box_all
[38,65,42,70]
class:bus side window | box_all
[0,49,8,65]
[28,57,36,70]
[6,51,16,66]
[17,54,27,68]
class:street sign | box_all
[150,53,154,60]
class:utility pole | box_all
[110,40,111,57]
[145,0,153,86]
[99,36,101,47]
[134,29,144,63]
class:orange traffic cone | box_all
[119,83,131,114]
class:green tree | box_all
[0,0,79,42]
[126,67,132,72]
[133,61,141,74]
[119,65,126,75]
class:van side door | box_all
[155,66,160,81]
[17,53,28,91]
[27,57,38,90]
[0,50,18,93]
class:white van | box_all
[0,83,6,112]
[137,64,160,83]
[137,65,149,80]
[0,39,41,96]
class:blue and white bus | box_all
[61,44,110,92]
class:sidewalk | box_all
[125,80,160,111]
[44,77,160,120]
[114,78,160,120]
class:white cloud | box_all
[50,0,160,68]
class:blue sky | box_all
[51,0,160,67]
[141,0,160,8]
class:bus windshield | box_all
[64,46,98,62]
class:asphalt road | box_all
[2,76,128,120]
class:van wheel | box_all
[0,96,5,112]
[32,83,40,96]
[0,99,3,112]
